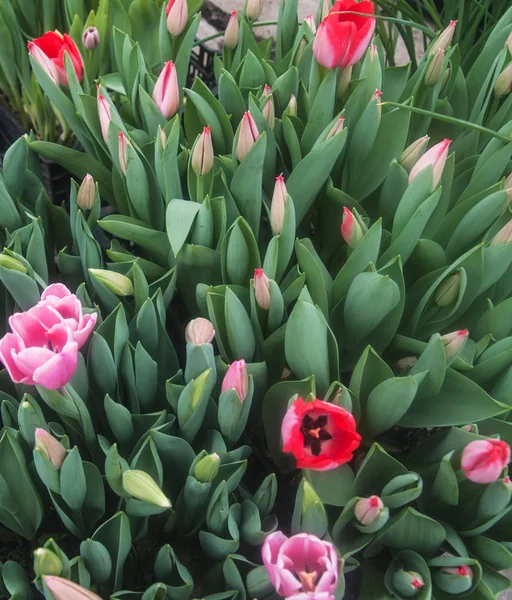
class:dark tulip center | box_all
[301,414,333,456]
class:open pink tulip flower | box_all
[0,284,96,390]
[262,532,339,600]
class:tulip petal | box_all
[0,333,27,383]
[32,342,79,390]
[9,312,48,347]
[41,283,72,301]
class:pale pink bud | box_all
[159,127,167,149]
[341,207,364,247]
[424,48,445,87]
[44,576,102,600]
[336,66,352,99]
[462,439,511,483]
[304,15,316,34]
[270,174,287,235]
[441,566,473,578]
[286,94,297,117]
[166,0,188,37]
[398,135,429,172]
[494,62,512,98]
[441,329,468,361]
[355,495,384,526]
[118,132,129,175]
[429,20,457,56]
[82,26,100,51]
[185,318,215,345]
[254,268,271,310]
[262,85,275,130]
[191,126,214,176]
[35,428,67,469]
[224,11,239,50]
[28,42,60,86]
[97,93,111,144]
[77,174,95,211]
[326,116,345,139]
[236,111,259,161]
[409,138,451,190]
[153,61,180,119]
[246,0,263,21]
[221,359,249,402]
[491,218,512,245]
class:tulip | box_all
[82,26,100,50]
[494,62,512,98]
[295,38,308,64]
[122,470,172,507]
[398,135,429,172]
[28,42,60,86]
[478,476,512,520]
[441,329,469,361]
[409,138,451,190]
[461,439,510,483]
[286,94,297,117]
[254,269,271,310]
[326,115,345,139]
[424,48,444,87]
[34,429,67,469]
[246,0,263,21]
[433,566,473,595]
[429,20,457,56]
[392,570,425,597]
[77,174,95,211]
[341,207,364,247]
[262,85,275,129]
[159,127,167,149]
[153,61,180,119]
[117,132,129,174]
[221,359,249,402]
[336,65,352,99]
[34,548,63,577]
[313,0,375,69]
[185,318,215,345]
[224,11,239,50]
[194,453,220,482]
[191,126,214,176]
[44,576,102,600]
[354,495,384,526]
[166,0,188,36]
[262,532,338,600]
[491,218,512,245]
[28,31,84,86]
[0,254,27,273]
[236,112,259,161]
[434,272,461,307]
[304,14,317,33]
[89,268,134,296]
[270,174,288,235]
[97,93,111,144]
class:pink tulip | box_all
[0,283,96,390]
[44,576,102,600]
[236,112,259,161]
[224,11,239,50]
[28,32,83,87]
[118,132,129,175]
[254,269,271,310]
[341,207,364,247]
[97,93,111,144]
[153,61,180,119]
[262,532,338,600]
[354,495,384,525]
[185,318,215,345]
[408,138,451,190]
[166,0,188,37]
[221,359,249,402]
[441,329,468,361]
[270,174,288,235]
[304,15,317,34]
[34,428,67,468]
[462,439,511,484]
[28,42,60,86]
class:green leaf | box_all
[60,447,87,511]
[92,511,131,592]
[166,199,200,257]
[224,287,256,361]
[304,464,355,507]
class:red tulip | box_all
[341,207,364,247]
[281,397,361,471]
[28,31,83,87]
[462,439,510,484]
[313,0,376,69]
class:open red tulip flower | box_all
[28,31,84,87]
[313,0,376,69]
[282,397,361,471]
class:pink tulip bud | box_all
[82,26,100,51]
[191,126,214,176]
[494,62,512,98]
[270,174,288,235]
[262,85,275,130]
[28,41,60,86]
[336,65,352,99]
[491,218,512,245]
[441,566,473,578]
[221,359,249,402]
[429,20,457,56]
[409,138,451,190]
[77,174,95,211]
[246,0,263,21]
[354,495,384,525]
[462,439,511,483]
[441,329,468,361]
[166,0,188,36]
[118,132,129,175]
[254,269,271,310]
[224,11,239,50]
[185,318,215,345]
[341,207,364,247]
[44,576,102,600]
[236,111,259,161]
[398,135,430,172]
[97,93,111,144]
[153,61,180,119]
[35,428,67,469]
[424,48,445,87]
[304,14,316,33]
[326,115,345,139]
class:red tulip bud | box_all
[462,439,511,484]
[441,329,468,361]
[166,0,189,37]
[270,174,288,235]
[429,20,457,56]
[236,112,259,161]
[354,495,384,525]
[341,207,364,247]
[409,138,451,190]
[224,11,239,49]
[221,359,249,402]
[254,268,271,310]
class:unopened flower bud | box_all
[429,20,457,56]
[326,116,345,139]
[433,566,473,595]
[285,94,297,117]
[398,136,429,172]
[159,127,167,149]
[262,85,275,129]
[341,207,364,247]
[392,570,425,598]
[337,66,352,99]
[395,356,418,370]
[97,93,111,144]
[166,0,189,37]
[441,329,468,361]
[0,254,28,273]
[494,62,512,98]
[224,11,239,49]
[34,548,63,577]
[434,272,461,306]
[236,111,259,161]
[35,428,66,469]
[77,174,95,211]
[295,38,308,64]
[44,576,102,600]
[424,49,445,87]
[118,131,129,175]
[254,268,271,309]
[185,318,215,345]
[246,0,263,21]
[89,268,134,296]
[194,453,220,482]
[478,476,512,520]
[82,26,100,50]
[191,126,214,176]
[221,359,249,402]
[270,174,287,235]
[153,61,180,119]
[462,439,510,484]
[304,14,316,33]
[354,495,384,526]
[122,470,171,507]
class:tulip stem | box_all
[382,101,512,144]
[194,20,278,46]
[330,11,435,37]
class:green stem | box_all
[382,101,512,144]
[194,19,278,46]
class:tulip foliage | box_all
[0,0,512,599]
